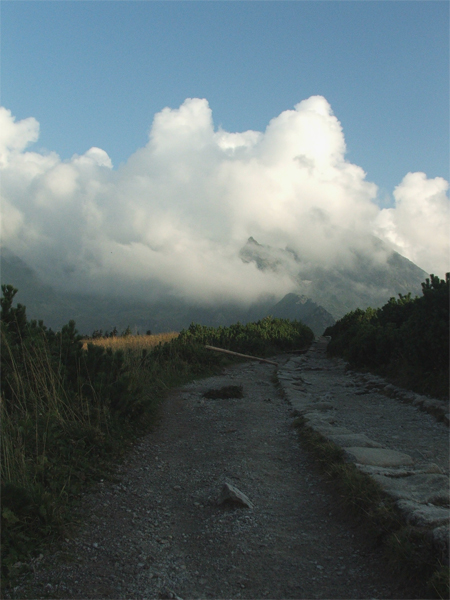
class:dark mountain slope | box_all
[240,236,428,319]
[270,294,335,335]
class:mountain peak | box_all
[247,236,262,246]
[239,237,428,319]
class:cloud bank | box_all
[1,97,448,306]
[375,172,449,275]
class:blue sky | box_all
[1,1,449,300]
[2,1,448,202]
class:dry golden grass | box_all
[82,332,179,352]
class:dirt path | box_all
[7,351,427,600]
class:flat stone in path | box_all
[357,463,443,477]
[344,447,415,467]
[371,473,450,505]
[329,433,383,448]
[396,500,450,527]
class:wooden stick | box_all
[204,345,279,366]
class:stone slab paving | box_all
[277,337,449,558]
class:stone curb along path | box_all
[277,337,450,568]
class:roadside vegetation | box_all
[316,273,449,597]
[0,283,313,586]
[324,274,449,399]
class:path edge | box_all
[276,337,450,600]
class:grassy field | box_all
[82,332,179,352]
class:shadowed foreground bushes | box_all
[324,274,449,399]
[1,284,313,584]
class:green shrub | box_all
[325,274,449,398]
[177,316,314,356]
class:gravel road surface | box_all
[7,353,434,599]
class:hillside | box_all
[1,249,329,334]
[1,238,430,336]
[240,236,429,319]
[269,293,335,334]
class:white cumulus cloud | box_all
[1,97,448,307]
[0,107,39,166]
[375,172,450,276]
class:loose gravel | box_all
[6,354,432,600]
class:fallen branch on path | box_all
[204,345,279,367]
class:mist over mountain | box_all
[1,237,429,337]
[240,235,429,319]
[0,248,275,334]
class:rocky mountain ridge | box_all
[240,236,429,319]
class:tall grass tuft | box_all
[0,326,126,581]
[0,286,158,583]
[82,332,179,352]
